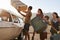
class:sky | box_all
[21,0,60,16]
[0,0,60,16]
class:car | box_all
[0,9,24,40]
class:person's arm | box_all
[18,9,26,17]
[22,11,27,13]
[17,7,26,17]
[17,6,27,13]
[19,11,26,17]
[51,21,58,32]
[51,27,58,32]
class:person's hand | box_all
[57,31,60,34]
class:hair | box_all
[53,12,59,18]
[45,16,49,20]
[29,6,32,10]
[38,8,43,18]
[38,9,43,14]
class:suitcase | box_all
[31,16,47,33]
[50,34,60,40]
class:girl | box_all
[50,12,59,40]
[32,8,43,40]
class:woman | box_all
[50,12,59,40]
[32,9,48,40]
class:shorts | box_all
[23,23,30,34]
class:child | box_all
[40,15,49,40]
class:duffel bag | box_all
[50,34,60,40]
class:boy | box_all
[18,6,32,40]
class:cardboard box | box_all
[18,5,27,11]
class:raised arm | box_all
[51,26,58,32]
[17,6,27,13]
[17,8,26,17]
[19,11,26,17]
[51,21,58,32]
[22,10,27,13]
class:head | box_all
[52,12,59,19]
[37,9,43,15]
[44,16,49,20]
[28,6,32,11]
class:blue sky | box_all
[21,0,60,15]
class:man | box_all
[18,6,32,40]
